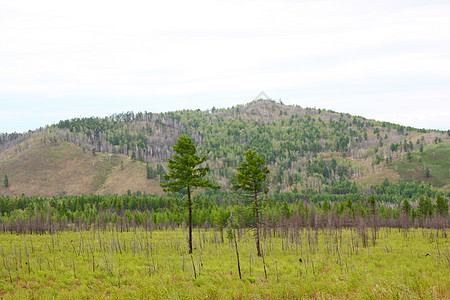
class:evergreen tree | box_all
[322,198,331,213]
[146,163,154,180]
[160,135,219,254]
[281,200,291,218]
[436,195,448,216]
[346,196,354,218]
[232,149,269,257]
[418,195,433,218]
[368,194,377,216]
[425,167,431,178]
[4,175,8,188]
[401,198,411,215]
[406,151,412,162]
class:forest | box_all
[2,100,449,195]
[0,180,447,234]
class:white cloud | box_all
[0,0,449,131]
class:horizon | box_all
[1,98,448,135]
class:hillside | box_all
[1,100,449,197]
[0,140,162,197]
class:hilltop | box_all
[1,100,449,197]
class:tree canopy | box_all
[232,149,269,197]
[160,135,218,193]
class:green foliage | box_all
[401,198,411,215]
[436,194,448,216]
[160,135,218,253]
[425,167,431,178]
[406,151,412,162]
[161,135,218,193]
[232,149,269,256]
[418,195,433,218]
[232,149,269,196]
[322,198,331,213]
[3,174,8,188]
[394,142,450,188]
[281,200,292,218]
[368,194,376,216]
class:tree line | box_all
[0,185,447,231]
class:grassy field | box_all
[394,142,450,189]
[0,227,448,299]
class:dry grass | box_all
[97,157,162,195]
[357,168,401,189]
[0,141,163,197]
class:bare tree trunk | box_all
[188,187,193,254]
[255,190,261,257]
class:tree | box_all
[368,194,377,217]
[160,135,219,254]
[322,198,331,213]
[346,196,354,218]
[401,198,411,215]
[232,149,269,257]
[418,195,432,218]
[425,167,431,178]
[406,151,412,162]
[436,195,448,216]
[4,175,8,188]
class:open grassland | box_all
[0,227,448,299]
[394,142,450,189]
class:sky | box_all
[1,0,449,133]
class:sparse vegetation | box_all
[0,227,447,299]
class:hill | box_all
[1,100,449,197]
[0,140,162,197]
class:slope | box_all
[0,140,162,197]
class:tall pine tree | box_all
[160,135,219,254]
[232,149,269,257]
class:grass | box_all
[0,141,162,197]
[394,142,450,189]
[358,168,401,188]
[357,141,450,191]
[97,158,162,195]
[0,227,448,299]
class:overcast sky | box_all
[1,0,449,133]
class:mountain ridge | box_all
[1,100,449,197]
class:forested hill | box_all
[1,100,449,197]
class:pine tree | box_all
[401,198,411,215]
[160,135,219,254]
[4,175,8,188]
[232,149,269,257]
[436,195,448,216]
[406,151,412,162]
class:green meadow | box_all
[0,227,448,299]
